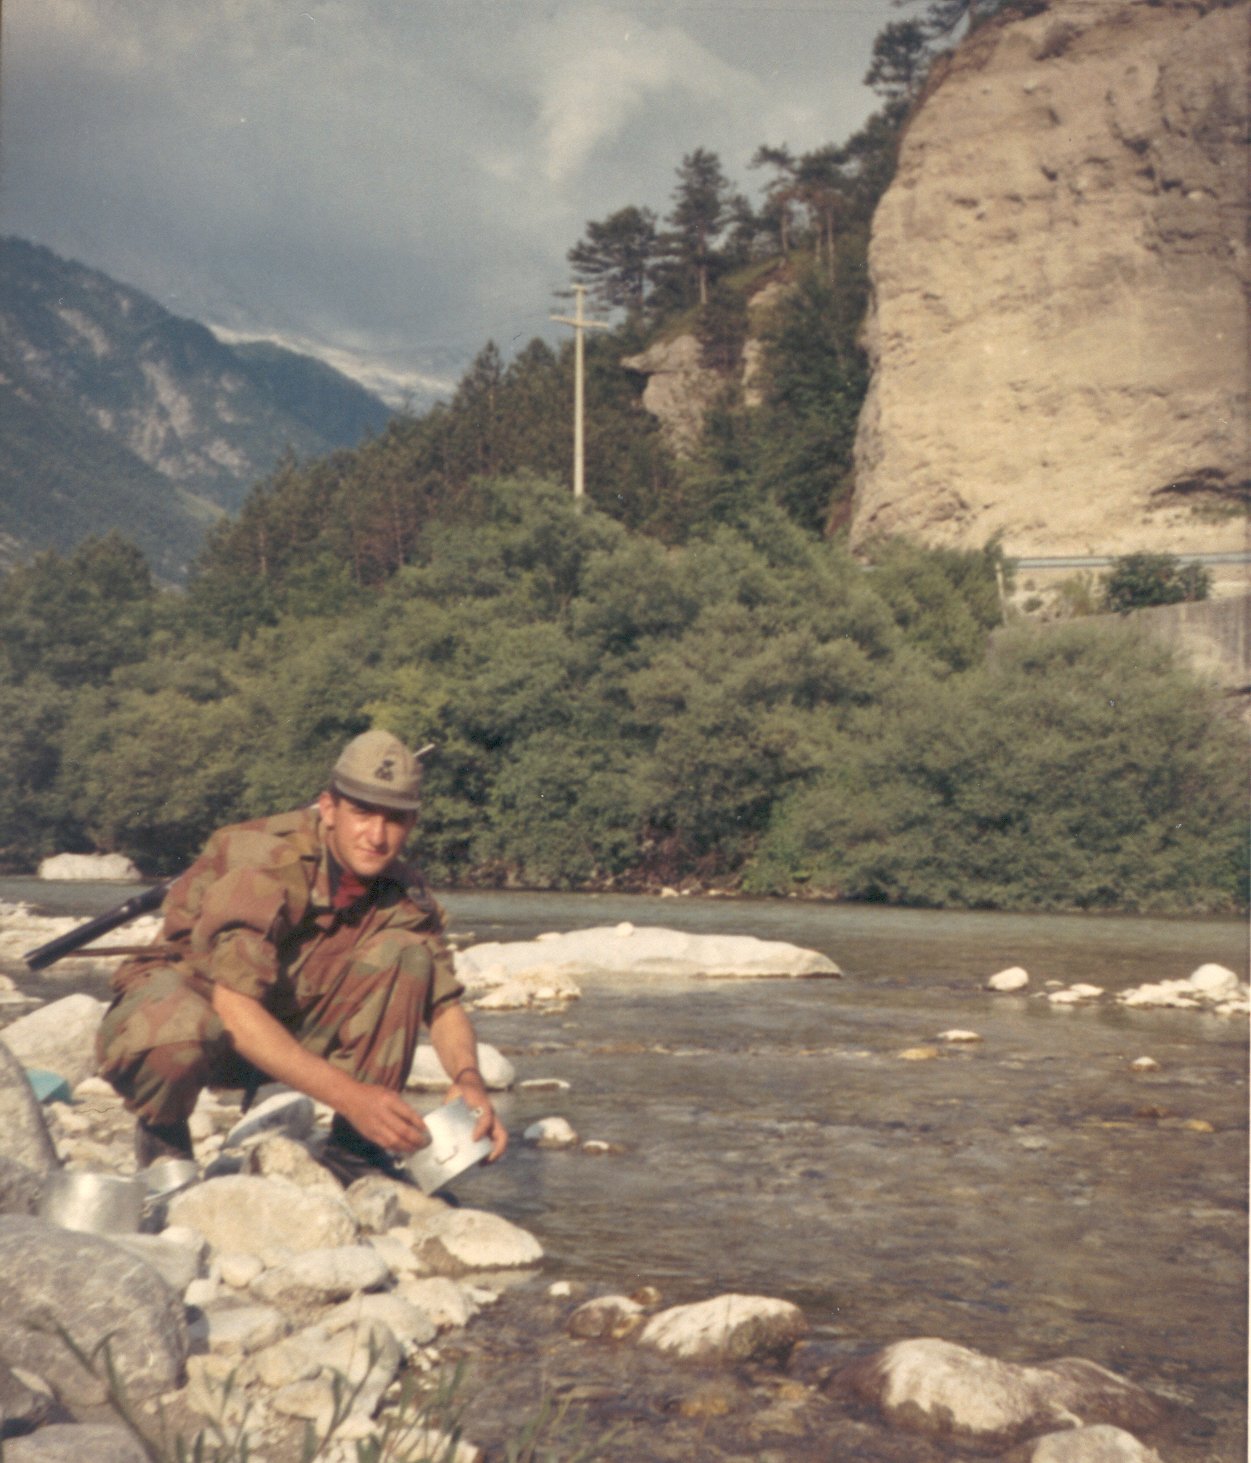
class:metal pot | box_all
[38,1170,146,1235]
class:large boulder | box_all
[638,1294,808,1364]
[850,0,1249,559]
[38,853,141,883]
[1,997,108,1091]
[0,1216,187,1406]
[841,1338,1167,1452]
[0,1041,58,1178]
[167,1175,358,1255]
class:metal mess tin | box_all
[402,1096,492,1194]
[38,1170,146,1235]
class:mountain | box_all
[850,0,1249,560]
[0,237,393,579]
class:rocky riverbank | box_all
[0,911,1233,1459]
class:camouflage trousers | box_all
[95,927,436,1126]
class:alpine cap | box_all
[330,730,424,812]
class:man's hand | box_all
[447,1068,508,1161]
[339,1084,430,1154]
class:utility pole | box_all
[551,284,609,506]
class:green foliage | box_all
[1102,552,1213,613]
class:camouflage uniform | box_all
[96,805,461,1126]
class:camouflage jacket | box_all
[113,806,460,1009]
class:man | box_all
[96,729,507,1185]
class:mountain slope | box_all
[0,237,393,575]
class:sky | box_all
[0,0,900,405]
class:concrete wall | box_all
[1096,595,1250,694]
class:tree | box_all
[658,148,734,308]
[750,145,800,255]
[567,206,658,316]
[864,19,932,102]
[1102,553,1212,613]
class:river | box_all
[2,881,1246,1458]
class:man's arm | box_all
[428,1000,508,1160]
[211,984,429,1153]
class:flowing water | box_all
[2,882,1246,1457]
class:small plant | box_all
[1101,552,1212,613]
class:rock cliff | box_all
[850,0,1250,559]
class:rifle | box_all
[23,880,174,972]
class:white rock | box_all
[407,1044,515,1090]
[394,1276,478,1331]
[1129,1057,1159,1073]
[845,1338,1166,1449]
[0,994,107,1088]
[987,967,1030,992]
[411,1207,543,1274]
[108,1234,202,1294]
[568,1295,644,1340]
[38,852,141,883]
[185,1276,221,1308]
[638,1294,808,1363]
[1049,985,1104,1006]
[1006,1423,1163,1461]
[195,1304,286,1356]
[455,926,840,986]
[250,1245,390,1306]
[217,1251,265,1289]
[472,967,582,1010]
[938,1030,983,1044]
[523,1117,579,1149]
[1120,964,1249,1013]
[168,1175,358,1254]
[1185,963,1242,999]
[518,1078,571,1092]
[324,1292,437,1351]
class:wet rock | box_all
[581,1139,626,1156]
[407,1044,516,1091]
[456,926,840,984]
[0,997,107,1092]
[0,1361,55,1438]
[518,1077,571,1093]
[472,968,582,1011]
[1049,985,1104,1006]
[3,1422,150,1461]
[38,853,141,883]
[988,967,1030,992]
[840,1338,1167,1452]
[0,1216,187,1406]
[168,1175,358,1254]
[1129,1058,1159,1073]
[250,1245,391,1306]
[567,1295,644,1340]
[411,1207,543,1275]
[638,1294,808,1364]
[523,1117,578,1149]
[938,1030,983,1043]
[897,1046,940,1062]
[394,1275,479,1330]
[1120,964,1249,1015]
[1002,1424,1164,1461]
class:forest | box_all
[1,0,1244,912]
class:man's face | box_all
[318,790,416,880]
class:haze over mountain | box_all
[0,237,393,580]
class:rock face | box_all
[851,0,1249,558]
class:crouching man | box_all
[96,729,507,1185]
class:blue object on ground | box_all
[25,1069,72,1104]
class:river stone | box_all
[638,1294,808,1364]
[38,853,141,883]
[841,1338,1167,1451]
[411,1208,543,1275]
[0,1040,62,1179]
[193,1303,286,1356]
[108,1233,202,1294]
[0,1155,46,1216]
[0,1360,55,1438]
[568,1295,645,1341]
[222,1089,315,1149]
[988,967,1030,992]
[250,1245,390,1306]
[3,1422,151,1462]
[1120,964,1249,1014]
[523,1116,578,1149]
[456,927,840,983]
[407,1044,515,1090]
[1002,1425,1164,1462]
[0,1215,187,1405]
[324,1291,438,1351]
[167,1175,358,1254]
[395,1275,483,1331]
[472,967,583,1010]
[0,996,108,1091]
[243,1133,340,1190]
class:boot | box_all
[135,1118,194,1168]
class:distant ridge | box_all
[0,237,393,580]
